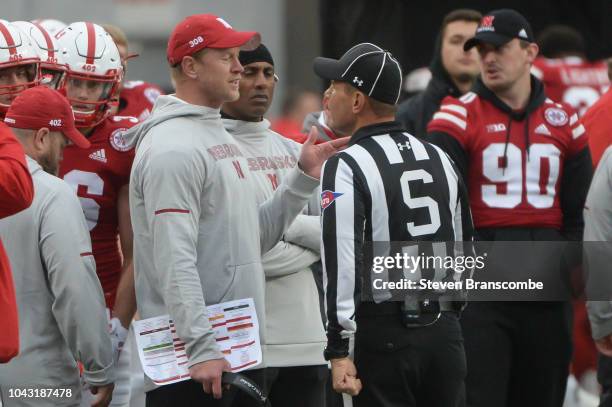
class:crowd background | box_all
[6,0,611,118]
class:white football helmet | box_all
[12,21,66,89]
[30,18,67,37]
[0,20,40,117]
[56,22,123,128]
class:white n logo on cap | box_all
[216,17,233,29]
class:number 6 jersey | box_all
[59,115,138,306]
[427,76,592,234]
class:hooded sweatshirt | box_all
[126,95,319,391]
[0,157,114,407]
[396,31,463,139]
[223,118,326,367]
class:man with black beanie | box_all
[222,44,329,407]
[396,9,481,139]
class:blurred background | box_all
[4,0,611,120]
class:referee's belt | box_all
[357,300,457,317]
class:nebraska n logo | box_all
[481,16,495,27]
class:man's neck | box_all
[351,115,395,136]
[221,110,263,122]
[496,73,532,111]
[175,86,221,109]
[452,76,475,95]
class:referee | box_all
[315,43,474,407]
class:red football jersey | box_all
[428,92,587,229]
[59,115,138,307]
[118,80,163,121]
[532,57,609,116]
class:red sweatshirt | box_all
[0,122,34,362]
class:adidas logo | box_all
[535,124,551,136]
[518,28,528,39]
[89,149,107,163]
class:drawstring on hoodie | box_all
[501,113,532,175]
[524,116,531,161]
[502,117,512,174]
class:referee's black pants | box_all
[461,301,572,407]
[353,312,466,407]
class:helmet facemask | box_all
[0,61,40,116]
[62,68,122,128]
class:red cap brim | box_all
[63,127,91,148]
[211,31,261,51]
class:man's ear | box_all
[527,43,539,64]
[352,91,366,115]
[181,56,198,80]
[32,127,50,153]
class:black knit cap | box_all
[239,43,274,67]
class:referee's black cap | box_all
[313,42,403,105]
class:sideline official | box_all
[316,43,474,407]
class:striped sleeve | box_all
[427,95,472,148]
[321,154,365,359]
[567,107,588,156]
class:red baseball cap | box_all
[4,86,91,148]
[167,14,261,66]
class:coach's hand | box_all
[596,335,612,357]
[299,126,349,179]
[189,358,231,399]
[90,383,114,407]
[331,357,362,396]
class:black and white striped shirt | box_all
[320,121,473,358]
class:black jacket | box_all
[396,31,463,139]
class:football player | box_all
[532,24,609,116]
[12,20,66,89]
[0,20,40,118]
[102,24,163,120]
[428,10,592,407]
[56,22,137,406]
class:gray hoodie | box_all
[126,95,318,391]
[0,157,114,407]
[223,118,326,367]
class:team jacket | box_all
[532,56,609,116]
[223,117,326,368]
[118,80,163,121]
[59,116,138,308]
[0,123,33,363]
[0,157,114,406]
[427,76,592,239]
[126,95,319,391]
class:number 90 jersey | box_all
[428,91,588,230]
[58,115,138,306]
